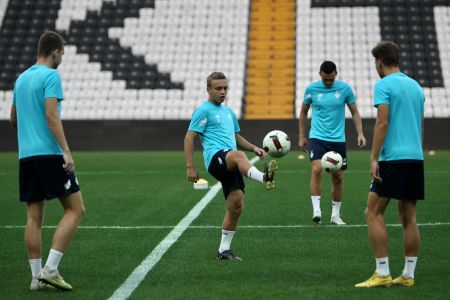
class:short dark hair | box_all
[371,41,400,67]
[207,72,227,87]
[320,61,337,74]
[38,31,65,57]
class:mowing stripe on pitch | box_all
[107,156,260,300]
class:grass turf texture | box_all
[0,151,449,299]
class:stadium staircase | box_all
[244,0,296,119]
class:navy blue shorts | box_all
[19,155,80,203]
[308,138,347,170]
[370,160,424,201]
[208,150,245,199]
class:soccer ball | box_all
[263,130,291,158]
[321,151,343,173]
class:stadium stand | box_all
[245,0,296,119]
[0,0,248,119]
[297,0,450,118]
[0,0,449,120]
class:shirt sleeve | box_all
[188,108,208,134]
[345,85,356,104]
[303,86,312,104]
[373,80,390,108]
[44,71,64,101]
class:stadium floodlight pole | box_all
[311,0,450,88]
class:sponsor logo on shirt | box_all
[199,117,207,127]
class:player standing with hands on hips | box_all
[356,41,425,288]
[10,31,85,291]
[299,61,366,225]
[184,72,278,261]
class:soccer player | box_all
[9,31,85,291]
[298,61,366,225]
[355,41,424,288]
[184,72,278,261]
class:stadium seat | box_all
[0,1,448,119]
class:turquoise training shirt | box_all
[374,72,424,161]
[303,79,356,142]
[13,65,64,159]
[188,100,240,169]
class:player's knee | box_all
[232,150,246,162]
[399,213,416,228]
[235,203,244,215]
[312,165,322,177]
[79,204,86,218]
[332,174,343,185]
[364,207,374,221]
[67,203,85,220]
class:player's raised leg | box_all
[39,192,85,290]
[393,199,419,286]
[217,188,244,261]
[225,150,278,190]
[310,160,322,224]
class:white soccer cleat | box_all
[330,215,346,225]
[38,267,73,291]
[30,278,55,291]
[312,210,322,224]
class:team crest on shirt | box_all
[334,92,341,99]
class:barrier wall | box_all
[1,119,449,152]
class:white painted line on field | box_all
[107,182,222,300]
[2,222,450,230]
[107,156,260,300]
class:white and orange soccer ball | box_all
[321,151,343,173]
[262,130,291,158]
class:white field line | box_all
[2,222,450,230]
[106,156,260,300]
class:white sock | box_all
[29,258,42,279]
[247,166,264,183]
[375,257,390,276]
[311,196,321,212]
[331,200,341,217]
[218,229,235,253]
[45,249,63,272]
[402,256,418,279]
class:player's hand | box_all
[370,159,382,182]
[63,150,74,174]
[187,166,199,183]
[298,136,308,152]
[357,134,367,148]
[253,146,266,159]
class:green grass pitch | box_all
[0,151,449,299]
